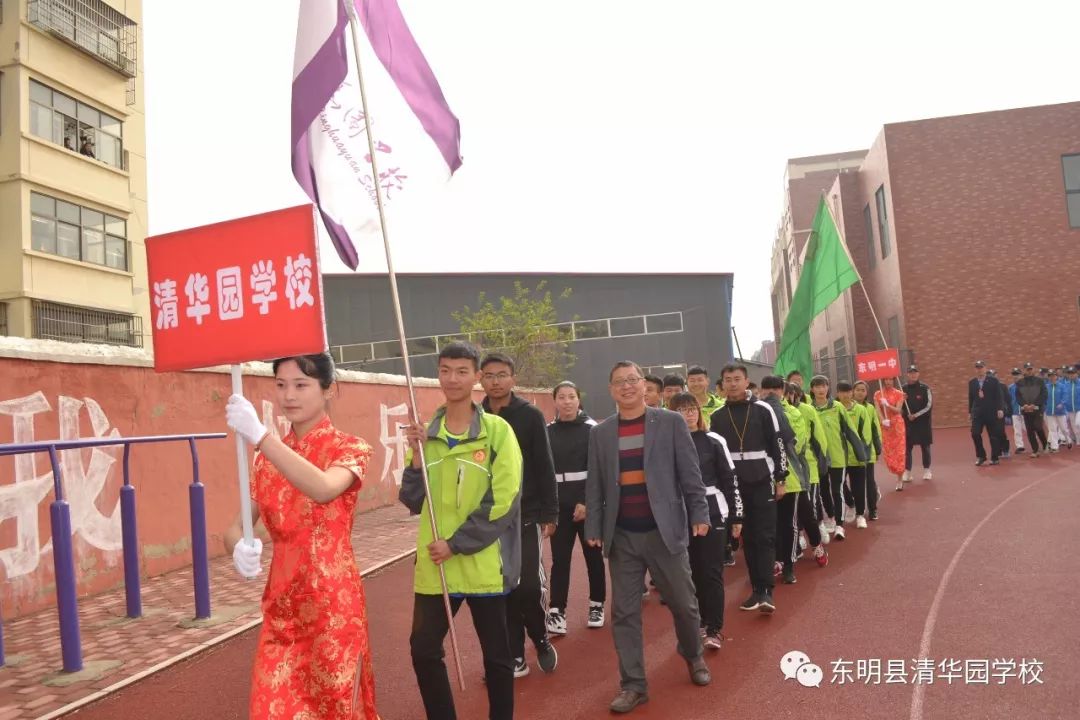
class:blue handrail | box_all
[0,432,226,673]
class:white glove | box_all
[883,418,891,428]
[232,537,263,579]
[226,394,268,446]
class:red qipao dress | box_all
[249,416,380,720]
[874,386,907,476]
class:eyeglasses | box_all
[610,376,643,388]
[482,372,512,382]
[676,408,699,417]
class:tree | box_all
[452,281,576,388]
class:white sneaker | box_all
[843,505,856,523]
[819,522,831,544]
[902,470,912,483]
[824,518,837,532]
[799,535,808,551]
[922,469,932,481]
[856,515,868,529]
[546,609,567,636]
[513,657,530,678]
[587,601,605,629]
[833,526,846,541]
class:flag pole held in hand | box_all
[231,365,255,545]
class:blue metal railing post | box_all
[188,439,211,620]
[120,444,142,618]
[47,446,83,673]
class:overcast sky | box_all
[143,0,1079,354]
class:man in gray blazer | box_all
[586,360,712,714]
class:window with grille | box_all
[32,300,142,347]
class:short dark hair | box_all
[687,366,708,378]
[273,353,336,390]
[609,360,643,382]
[644,374,664,390]
[836,381,854,392]
[747,382,758,391]
[480,352,515,374]
[785,383,805,401]
[809,375,830,388]
[785,370,803,381]
[662,374,687,389]
[439,341,482,370]
[761,375,785,390]
[720,363,748,378]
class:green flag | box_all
[774,197,859,381]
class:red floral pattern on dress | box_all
[249,415,379,719]
[874,387,907,476]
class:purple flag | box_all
[292,0,462,270]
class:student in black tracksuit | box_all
[669,392,743,649]
[545,382,606,636]
[480,354,559,677]
[710,364,787,614]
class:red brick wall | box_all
[886,102,1080,425]
[0,357,553,618]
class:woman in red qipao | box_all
[224,353,379,720]
[873,376,908,492]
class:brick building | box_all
[771,102,1080,426]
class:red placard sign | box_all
[855,348,901,381]
[146,205,326,372]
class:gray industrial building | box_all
[322,272,735,416]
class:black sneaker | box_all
[759,591,776,614]
[782,566,797,584]
[989,459,1000,466]
[739,593,762,611]
[536,639,558,674]
[975,458,986,467]
[724,555,736,567]
[869,510,879,521]
[513,657,529,678]
[1016,447,1026,454]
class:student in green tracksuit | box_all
[788,383,830,563]
[401,342,523,720]
[853,381,883,522]
[809,376,867,541]
[837,382,874,530]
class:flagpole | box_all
[343,0,467,692]
[825,193,911,414]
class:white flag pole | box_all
[231,365,255,544]
[343,0,466,692]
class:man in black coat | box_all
[968,360,1005,466]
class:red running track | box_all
[67,429,1078,720]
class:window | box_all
[875,185,891,259]
[27,0,138,77]
[863,204,876,268]
[1063,154,1080,228]
[30,191,127,270]
[609,316,645,337]
[573,320,608,340]
[32,299,142,347]
[833,338,849,383]
[645,312,682,334]
[887,315,900,349]
[29,79,124,168]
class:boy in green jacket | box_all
[402,342,523,720]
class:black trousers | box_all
[1023,411,1048,452]
[846,465,868,516]
[549,504,606,611]
[905,440,932,470]
[507,522,548,658]
[971,414,1002,461]
[411,593,513,720]
[823,467,847,524]
[865,463,878,514]
[688,523,726,634]
[740,481,777,594]
[799,487,823,546]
